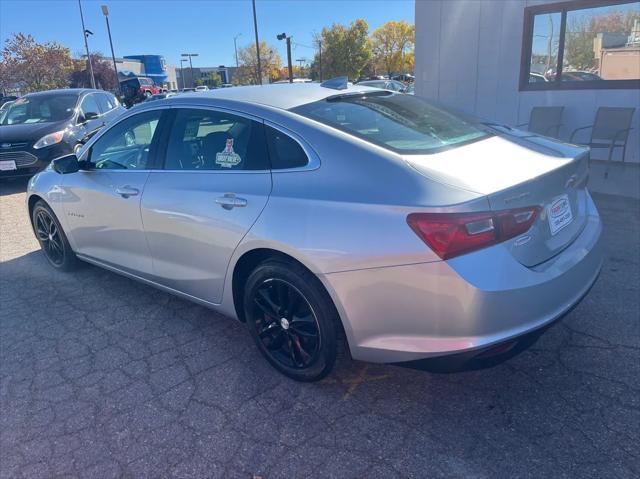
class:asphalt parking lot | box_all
[1,178,638,479]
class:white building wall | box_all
[414,0,640,162]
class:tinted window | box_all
[523,1,640,88]
[360,81,386,88]
[97,93,118,112]
[80,94,100,117]
[265,126,308,169]
[0,94,77,125]
[96,93,113,113]
[292,92,490,154]
[88,111,161,169]
[563,3,639,81]
[164,108,268,170]
[386,81,405,91]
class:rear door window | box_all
[265,125,308,169]
[79,94,101,118]
[96,93,113,113]
[164,108,269,170]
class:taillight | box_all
[407,206,540,260]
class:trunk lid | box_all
[405,131,590,267]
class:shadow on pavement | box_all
[1,193,638,477]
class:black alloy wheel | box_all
[32,201,78,271]
[253,278,321,369]
[244,260,338,381]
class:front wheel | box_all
[244,260,338,382]
[32,201,78,271]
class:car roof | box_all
[22,88,108,100]
[167,82,380,111]
[24,88,96,97]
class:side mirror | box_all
[51,154,80,174]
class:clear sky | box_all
[0,0,414,68]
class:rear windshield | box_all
[291,92,490,154]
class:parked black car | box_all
[0,89,124,178]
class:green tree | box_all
[564,9,640,71]
[208,71,222,88]
[0,33,74,92]
[370,20,415,77]
[313,19,371,80]
[237,41,282,84]
[69,53,118,90]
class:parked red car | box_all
[119,77,161,107]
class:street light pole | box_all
[181,53,199,88]
[101,5,120,95]
[78,0,96,89]
[277,33,293,83]
[252,0,262,85]
[234,33,242,68]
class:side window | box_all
[87,110,162,170]
[108,94,120,109]
[79,94,100,119]
[265,125,309,169]
[164,108,268,170]
[96,93,112,113]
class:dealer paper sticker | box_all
[215,138,242,168]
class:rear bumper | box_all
[321,192,603,364]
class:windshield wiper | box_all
[481,122,513,131]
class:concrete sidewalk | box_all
[588,160,640,200]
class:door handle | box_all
[215,193,247,210]
[115,186,140,198]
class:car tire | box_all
[73,143,82,154]
[243,259,338,382]
[32,200,79,271]
[144,91,152,99]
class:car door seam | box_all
[220,168,274,301]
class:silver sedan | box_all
[26,79,602,381]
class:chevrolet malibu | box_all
[26,79,602,381]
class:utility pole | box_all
[295,58,307,78]
[78,0,96,88]
[180,59,187,90]
[101,5,120,95]
[181,53,198,88]
[318,40,322,81]
[252,0,262,85]
[277,33,293,83]
[234,33,242,68]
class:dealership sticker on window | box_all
[215,138,242,168]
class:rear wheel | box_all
[32,201,78,271]
[244,260,338,382]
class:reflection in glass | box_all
[529,13,561,83]
[563,2,640,81]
